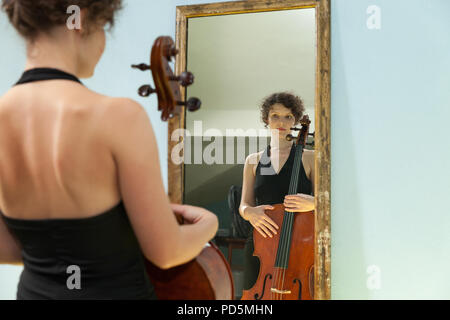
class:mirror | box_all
[171,0,331,300]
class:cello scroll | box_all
[132,36,201,121]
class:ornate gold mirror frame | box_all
[169,0,331,300]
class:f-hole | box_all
[293,278,302,300]
[254,274,272,300]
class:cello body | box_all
[241,204,314,300]
[145,241,234,300]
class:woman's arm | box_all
[0,215,23,265]
[283,149,316,212]
[104,98,218,269]
[239,153,257,220]
[307,149,315,196]
[239,153,278,238]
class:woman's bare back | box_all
[0,80,121,219]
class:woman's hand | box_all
[283,193,315,213]
[170,203,217,225]
[244,205,279,238]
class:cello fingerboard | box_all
[274,143,303,268]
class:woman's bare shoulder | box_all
[92,96,150,147]
[303,148,314,158]
[94,95,147,122]
[246,150,265,166]
[245,150,265,176]
[303,148,314,164]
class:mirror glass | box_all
[182,7,316,297]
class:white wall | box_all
[186,8,316,133]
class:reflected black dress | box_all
[243,144,312,290]
[0,68,156,300]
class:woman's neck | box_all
[24,29,81,77]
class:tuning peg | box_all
[169,45,179,57]
[138,84,156,97]
[131,63,151,71]
[163,45,179,62]
[169,71,194,87]
[177,97,201,112]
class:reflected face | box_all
[267,103,296,137]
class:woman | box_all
[239,92,315,293]
[0,0,218,299]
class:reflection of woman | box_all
[0,1,218,299]
[239,92,315,292]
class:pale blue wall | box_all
[331,0,450,299]
[0,0,449,299]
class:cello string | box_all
[282,144,302,298]
[285,145,304,298]
[277,150,296,300]
[284,216,295,296]
[286,148,301,293]
[274,143,304,300]
[283,145,299,266]
[278,214,292,299]
[275,214,288,300]
[278,209,292,299]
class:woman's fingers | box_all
[170,203,185,213]
[254,225,268,238]
[251,219,274,238]
[284,200,299,206]
[284,194,315,212]
[284,199,299,211]
[253,217,278,238]
[257,223,273,238]
[261,219,277,235]
[263,215,279,231]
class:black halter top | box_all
[254,143,312,206]
[14,68,83,86]
[0,68,156,300]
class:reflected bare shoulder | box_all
[302,149,315,180]
[246,150,265,176]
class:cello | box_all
[241,115,314,300]
[132,36,234,299]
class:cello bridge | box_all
[270,288,291,295]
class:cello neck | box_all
[287,114,310,195]
[287,144,304,195]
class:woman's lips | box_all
[277,128,286,131]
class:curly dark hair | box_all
[1,0,123,41]
[260,92,305,127]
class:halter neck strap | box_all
[14,68,83,86]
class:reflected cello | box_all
[132,36,234,299]
[241,115,314,300]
